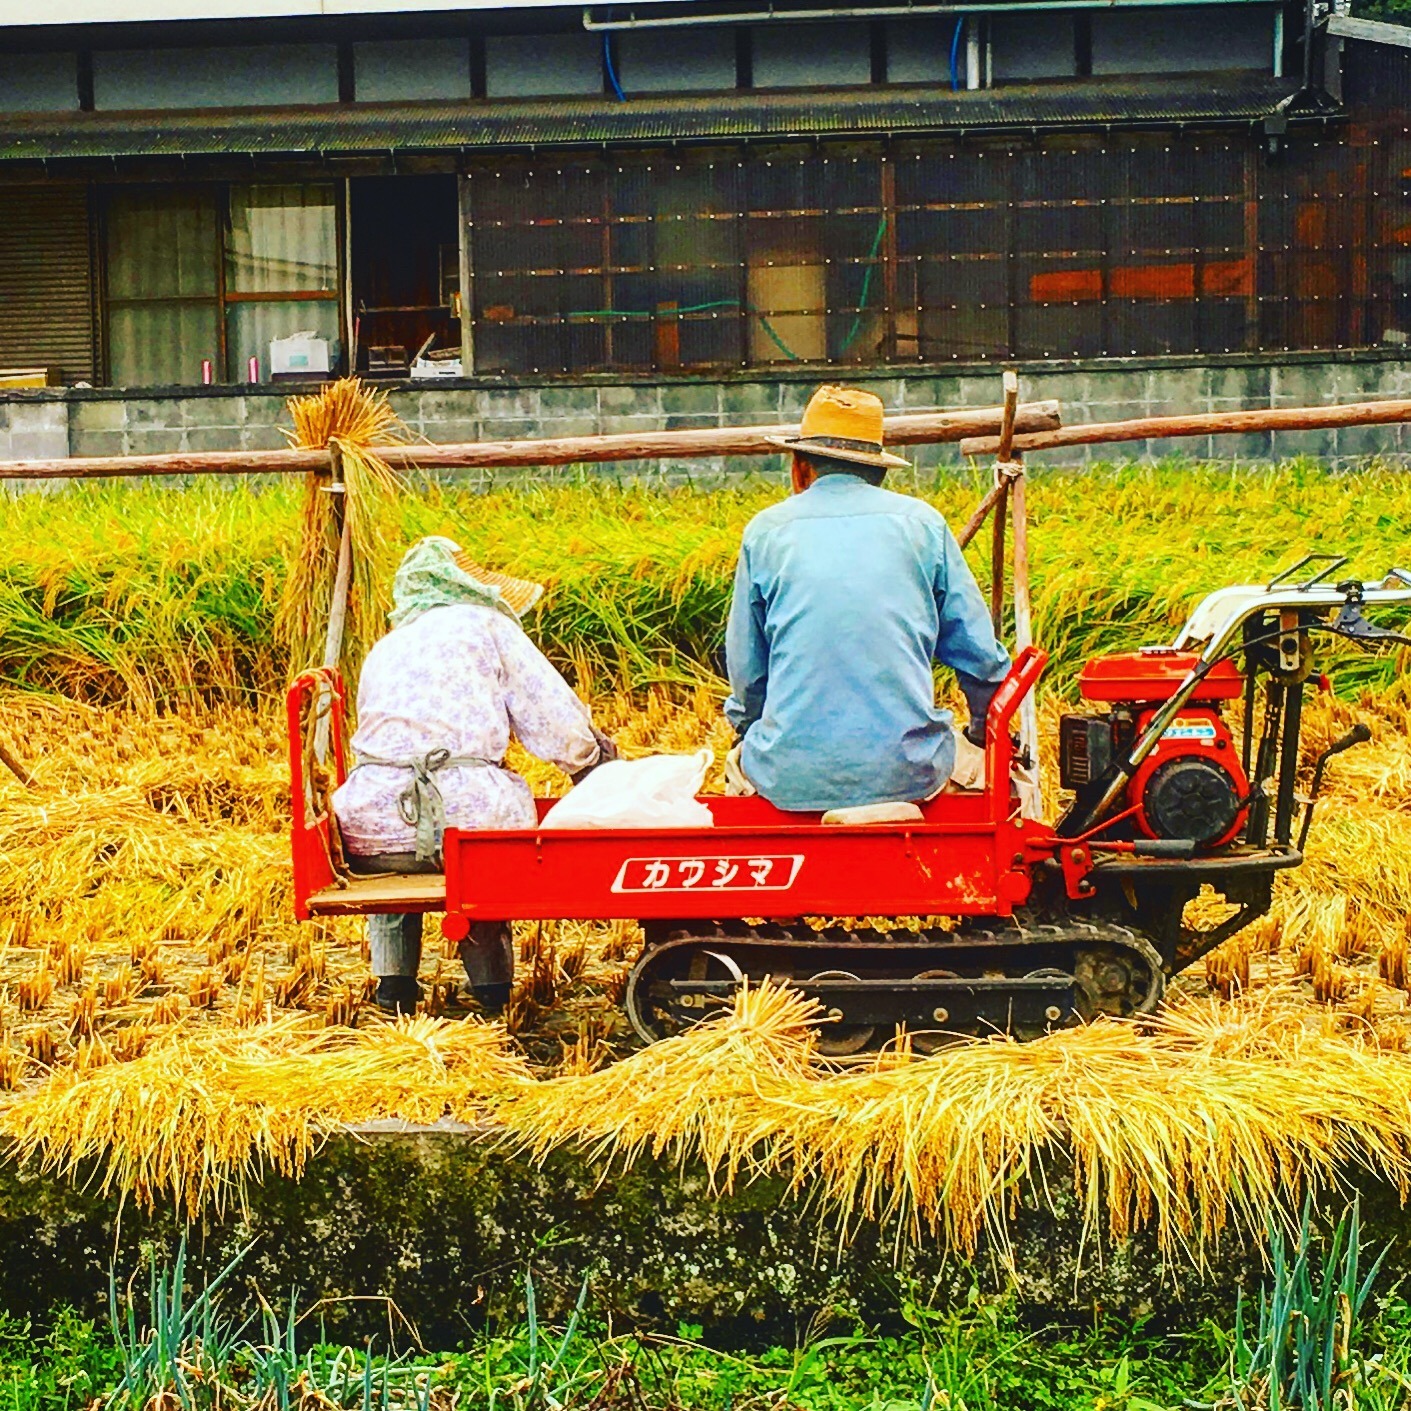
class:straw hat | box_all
[452,550,545,616]
[769,384,910,471]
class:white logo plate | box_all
[611,853,805,894]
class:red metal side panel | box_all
[442,816,1036,924]
[287,671,348,921]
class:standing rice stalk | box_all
[276,379,408,680]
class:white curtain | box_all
[105,188,219,387]
[226,184,340,377]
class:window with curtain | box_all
[105,187,220,387]
[224,183,340,377]
[104,182,340,387]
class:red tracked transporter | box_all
[290,567,1409,1052]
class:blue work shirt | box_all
[723,474,1011,812]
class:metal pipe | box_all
[1273,679,1304,846]
[1301,0,1314,89]
[583,0,1274,30]
[1273,4,1284,77]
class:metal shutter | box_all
[0,185,95,384]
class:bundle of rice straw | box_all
[3,1014,526,1217]
[276,379,408,679]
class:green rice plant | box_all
[5,458,1411,709]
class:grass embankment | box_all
[5,1209,1408,1411]
[0,1293,1221,1411]
[4,461,1410,707]
[5,466,1411,1254]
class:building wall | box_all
[91,44,340,109]
[4,351,1408,476]
[0,51,79,112]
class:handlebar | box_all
[984,646,1047,823]
[987,645,1048,740]
[1129,838,1198,859]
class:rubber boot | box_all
[459,923,515,1014]
[374,975,421,1017]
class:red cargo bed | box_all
[288,650,1048,928]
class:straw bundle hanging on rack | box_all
[276,380,408,680]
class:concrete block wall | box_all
[5,351,1411,485]
[0,398,68,462]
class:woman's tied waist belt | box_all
[351,749,496,861]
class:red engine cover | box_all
[1080,649,1244,704]
[1130,704,1249,847]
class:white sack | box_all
[541,750,715,829]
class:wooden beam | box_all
[379,405,1063,471]
[958,398,1411,459]
[0,447,329,481]
[1327,15,1411,49]
[0,738,33,789]
[0,403,1062,481]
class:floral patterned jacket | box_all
[332,603,598,856]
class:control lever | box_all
[1297,721,1373,852]
[1332,581,1411,647]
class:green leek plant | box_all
[106,1239,250,1411]
[1195,1198,1388,1411]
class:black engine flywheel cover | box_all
[1142,756,1241,845]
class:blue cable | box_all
[949,16,964,92]
[603,31,627,102]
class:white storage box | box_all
[269,332,331,376]
[411,355,463,379]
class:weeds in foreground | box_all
[53,1206,1407,1411]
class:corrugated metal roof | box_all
[0,75,1325,162]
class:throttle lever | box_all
[1332,581,1411,647]
[1297,721,1372,852]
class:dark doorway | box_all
[349,175,460,375]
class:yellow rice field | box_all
[6,677,1411,1261]
[6,375,1411,1259]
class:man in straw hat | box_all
[723,385,1009,812]
[333,536,616,1016]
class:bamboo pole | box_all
[0,403,1062,482]
[958,396,1411,458]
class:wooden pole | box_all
[989,485,1008,638]
[0,738,33,789]
[996,369,1019,463]
[959,396,1411,458]
[956,477,1010,550]
[314,441,352,766]
[988,371,1019,637]
[0,403,1062,482]
[1009,458,1043,821]
[321,445,352,675]
[981,369,1041,816]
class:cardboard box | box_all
[269,333,331,377]
[0,367,59,389]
